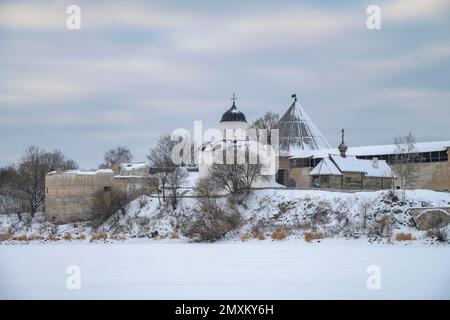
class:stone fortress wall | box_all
[45,163,158,224]
[45,170,113,224]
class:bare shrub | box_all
[332,200,354,237]
[304,231,326,242]
[249,220,267,237]
[90,233,108,242]
[138,195,148,209]
[385,189,399,203]
[425,214,449,242]
[395,233,416,241]
[271,230,288,240]
[0,233,12,242]
[12,235,29,241]
[240,234,250,241]
[369,214,394,238]
[310,201,331,228]
[278,201,296,214]
[426,228,448,242]
[29,234,45,241]
[76,234,86,240]
[50,224,58,235]
[182,178,241,242]
[46,234,61,241]
[63,232,72,241]
[110,234,127,241]
[136,216,150,237]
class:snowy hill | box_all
[1,189,449,244]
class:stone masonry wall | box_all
[391,161,450,191]
[45,172,113,224]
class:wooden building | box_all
[310,155,394,190]
[309,130,395,190]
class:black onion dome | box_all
[220,102,247,123]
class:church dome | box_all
[220,102,247,123]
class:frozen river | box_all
[1,239,449,299]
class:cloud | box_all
[348,43,450,78]
[0,2,65,29]
[0,1,197,30]
[0,0,449,167]
[0,54,209,107]
[0,79,85,104]
[172,6,360,54]
[384,0,450,22]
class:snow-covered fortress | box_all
[276,96,450,191]
[45,95,450,224]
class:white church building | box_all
[198,95,281,189]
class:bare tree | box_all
[251,111,279,144]
[209,162,263,205]
[0,165,21,214]
[44,149,79,172]
[358,199,373,234]
[0,165,16,194]
[145,176,161,206]
[147,135,175,202]
[99,146,133,169]
[147,134,188,209]
[14,146,78,215]
[393,132,419,198]
[182,177,241,242]
[166,167,188,209]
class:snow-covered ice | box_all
[1,188,450,299]
[1,239,449,299]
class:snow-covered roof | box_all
[120,162,149,171]
[291,140,450,159]
[47,169,113,176]
[310,155,395,178]
[202,139,256,152]
[310,157,342,176]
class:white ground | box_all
[1,239,449,299]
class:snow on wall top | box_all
[46,169,113,176]
[120,162,149,171]
[291,140,450,159]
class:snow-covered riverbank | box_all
[2,189,450,243]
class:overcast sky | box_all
[0,0,449,169]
